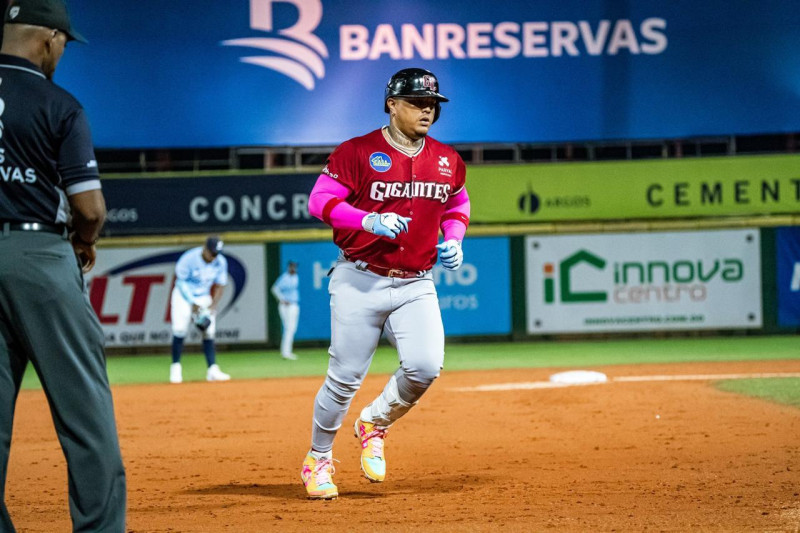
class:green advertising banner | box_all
[468,154,800,222]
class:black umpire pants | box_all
[0,230,126,532]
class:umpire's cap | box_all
[205,236,224,257]
[384,68,449,123]
[4,0,88,44]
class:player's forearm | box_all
[309,174,367,230]
[440,188,470,241]
[441,219,467,242]
[210,285,224,309]
[324,200,371,230]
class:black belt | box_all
[1,221,66,235]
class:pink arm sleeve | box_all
[440,187,470,242]
[308,174,369,230]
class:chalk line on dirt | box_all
[451,372,800,392]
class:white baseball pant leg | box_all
[170,289,215,339]
[278,302,299,356]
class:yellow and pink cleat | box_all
[301,453,338,499]
[354,418,387,482]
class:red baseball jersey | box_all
[322,128,466,271]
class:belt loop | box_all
[354,260,368,272]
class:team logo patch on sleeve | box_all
[369,152,392,172]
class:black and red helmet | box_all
[384,68,449,123]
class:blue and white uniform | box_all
[171,246,228,339]
[271,270,300,357]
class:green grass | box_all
[20,335,800,390]
[716,378,800,408]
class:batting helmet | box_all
[384,68,449,123]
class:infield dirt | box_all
[8,359,800,531]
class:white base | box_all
[549,370,608,385]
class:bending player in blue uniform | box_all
[169,236,231,383]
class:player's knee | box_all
[403,358,442,386]
[322,374,362,404]
[326,352,370,390]
[171,326,188,338]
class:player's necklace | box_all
[383,125,424,157]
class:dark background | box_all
[0,0,6,42]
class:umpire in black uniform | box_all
[0,0,126,531]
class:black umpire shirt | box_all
[0,53,100,225]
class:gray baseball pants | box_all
[0,231,126,532]
[311,260,445,453]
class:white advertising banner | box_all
[87,245,267,347]
[525,230,762,334]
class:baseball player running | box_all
[302,68,470,499]
[169,236,231,383]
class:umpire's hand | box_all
[70,234,97,273]
[67,190,106,274]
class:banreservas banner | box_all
[525,230,762,334]
[469,154,800,223]
[57,1,800,147]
